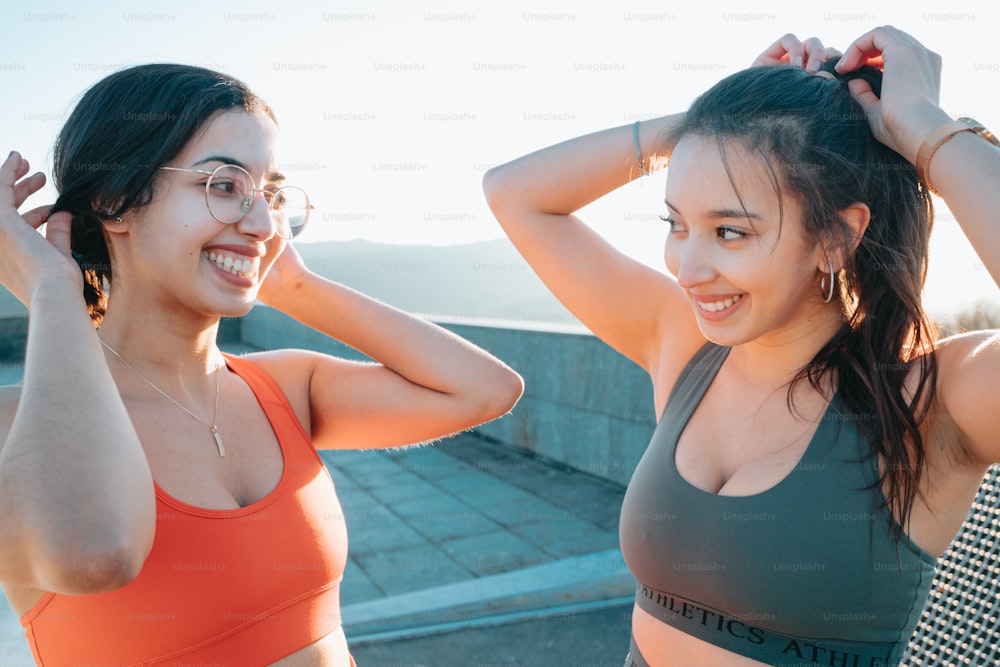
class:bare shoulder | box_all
[234,348,366,388]
[933,328,1000,392]
[926,329,1000,466]
[230,348,371,420]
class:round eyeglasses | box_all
[159,164,313,240]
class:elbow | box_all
[41,538,149,595]
[28,509,155,595]
[481,166,511,215]
[478,367,524,423]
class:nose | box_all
[666,237,716,289]
[235,190,278,241]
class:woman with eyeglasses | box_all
[484,26,1000,667]
[0,64,522,665]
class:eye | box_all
[659,214,682,232]
[208,178,239,195]
[267,189,287,209]
[716,226,747,241]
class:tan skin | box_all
[0,110,523,664]
[484,27,1000,667]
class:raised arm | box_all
[0,152,155,594]
[481,115,702,372]
[249,245,523,451]
[838,26,1000,466]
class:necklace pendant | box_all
[211,425,226,457]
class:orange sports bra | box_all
[20,354,349,666]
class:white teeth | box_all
[698,295,742,313]
[204,251,257,278]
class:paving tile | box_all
[509,518,621,559]
[474,494,573,528]
[340,557,383,606]
[334,488,381,518]
[432,473,537,508]
[326,470,361,495]
[441,530,550,576]
[364,476,440,506]
[327,451,412,488]
[383,444,478,478]
[353,544,472,596]
[438,434,627,532]
[344,505,431,557]
[388,494,500,543]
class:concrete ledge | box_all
[342,548,634,644]
[238,306,656,487]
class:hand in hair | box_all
[255,240,301,309]
[836,25,948,164]
[0,151,81,306]
[752,33,841,71]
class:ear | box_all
[102,213,131,236]
[839,202,870,256]
[819,202,870,272]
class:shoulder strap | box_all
[222,353,313,451]
[659,342,730,423]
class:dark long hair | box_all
[51,64,275,325]
[664,60,938,534]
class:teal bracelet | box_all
[632,120,647,177]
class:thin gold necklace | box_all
[99,337,226,457]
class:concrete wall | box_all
[0,304,655,487]
[239,307,655,487]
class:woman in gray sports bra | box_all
[483,26,1000,667]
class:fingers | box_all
[800,37,827,72]
[836,27,886,73]
[753,33,840,72]
[20,205,54,230]
[836,25,925,73]
[1,151,32,184]
[0,152,21,195]
[845,78,879,116]
[13,172,47,209]
[42,211,74,255]
[2,151,47,211]
[754,34,799,66]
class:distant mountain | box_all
[0,239,582,327]
[296,239,581,326]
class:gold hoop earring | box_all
[820,262,835,304]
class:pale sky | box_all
[2,0,997,321]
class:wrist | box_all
[29,272,86,310]
[634,113,686,175]
[915,116,1000,194]
[894,107,953,166]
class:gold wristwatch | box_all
[917,116,1000,194]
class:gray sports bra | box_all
[619,342,936,667]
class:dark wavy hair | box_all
[663,59,938,535]
[50,64,275,325]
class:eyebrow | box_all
[193,155,286,183]
[664,197,761,221]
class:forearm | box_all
[926,131,1000,289]
[0,282,154,589]
[269,272,521,398]
[484,113,685,215]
